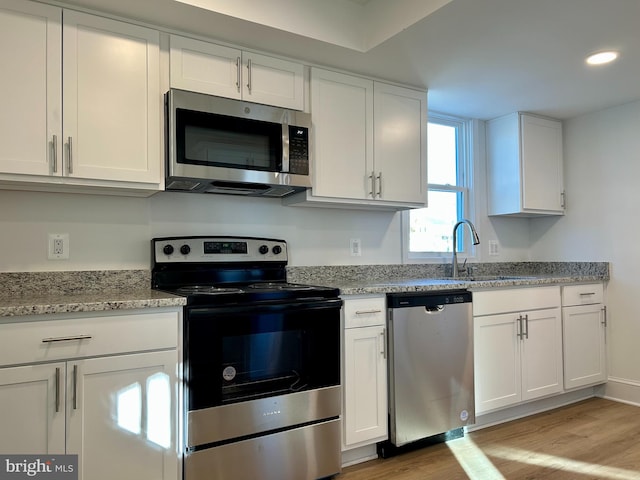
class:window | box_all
[403,113,473,261]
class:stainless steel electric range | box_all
[151,236,342,480]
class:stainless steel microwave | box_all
[165,88,311,197]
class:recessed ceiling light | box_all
[586,50,619,65]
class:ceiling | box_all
[66,0,640,121]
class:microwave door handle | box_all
[282,123,290,172]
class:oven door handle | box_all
[189,298,343,317]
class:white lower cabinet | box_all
[473,287,563,414]
[562,283,607,389]
[342,296,388,449]
[0,309,180,480]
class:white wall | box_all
[0,189,403,271]
[530,99,640,397]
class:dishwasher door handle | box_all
[424,305,445,314]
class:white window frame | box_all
[402,112,475,263]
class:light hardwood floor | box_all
[338,398,640,479]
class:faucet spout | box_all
[452,219,480,278]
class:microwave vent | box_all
[166,179,202,191]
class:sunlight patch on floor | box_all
[447,437,506,479]
[486,445,640,479]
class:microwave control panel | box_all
[288,125,309,175]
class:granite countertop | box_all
[0,270,185,318]
[0,262,609,318]
[287,261,610,296]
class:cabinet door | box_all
[0,362,65,454]
[66,350,178,480]
[520,308,563,401]
[520,114,564,213]
[0,0,61,176]
[169,34,242,99]
[563,304,607,389]
[242,52,304,110]
[310,68,373,200]
[373,82,427,204]
[63,11,160,184]
[343,325,387,446]
[474,313,521,413]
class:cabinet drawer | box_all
[473,286,560,316]
[343,296,386,328]
[0,311,179,367]
[562,283,604,306]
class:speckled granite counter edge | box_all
[287,261,610,295]
[0,270,186,317]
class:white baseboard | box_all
[468,387,598,431]
[601,377,640,407]
[341,444,378,467]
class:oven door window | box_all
[176,108,282,172]
[185,301,340,410]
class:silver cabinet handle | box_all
[523,314,529,339]
[561,190,566,208]
[516,315,523,340]
[369,171,375,197]
[42,334,92,343]
[246,58,252,93]
[67,136,73,174]
[602,305,607,344]
[380,329,386,359]
[579,292,596,296]
[51,135,58,173]
[235,56,241,92]
[55,367,61,413]
[376,172,382,197]
[355,309,382,315]
[72,365,78,410]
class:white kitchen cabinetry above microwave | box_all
[169,34,304,111]
[0,1,161,195]
[284,68,427,210]
[0,308,180,480]
[486,112,564,216]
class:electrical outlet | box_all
[48,233,69,260]
[350,238,362,257]
[489,240,499,256]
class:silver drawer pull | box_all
[579,292,596,296]
[355,309,382,315]
[42,334,92,343]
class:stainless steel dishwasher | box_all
[386,290,475,449]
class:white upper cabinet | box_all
[284,67,427,210]
[63,11,161,185]
[0,0,61,177]
[373,82,427,205]
[169,34,304,110]
[486,112,564,216]
[0,1,162,194]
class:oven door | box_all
[184,298,341,448]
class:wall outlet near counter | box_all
[489,240,499,256]
[350,238,362,256]
[48,233,69,260]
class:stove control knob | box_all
[259,245,269,254]
[272,245,282,255]
[180,245,191,255]
[163,244,174,255]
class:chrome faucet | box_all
[451,219,480,278]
